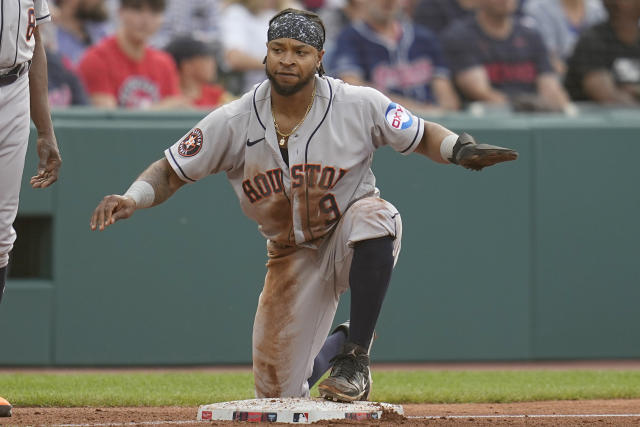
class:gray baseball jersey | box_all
[165,75,422,397]
[0,0,51,70]
[0,0,51,269]
[165,75,423,246]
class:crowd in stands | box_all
[44,0,640,112]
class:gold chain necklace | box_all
[272,82,316,147]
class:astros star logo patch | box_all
[178,128,204,157]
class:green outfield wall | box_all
[1,108,639,365]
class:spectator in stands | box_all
[47,51,91,107]
[78,0,187,109]
[565,0,640,105]
[412,0,477,35]
[319,0,365,64]
[328,0,459,113]
[40,19,90,107]
[524,0,606,76]
[164,36,232,109]
[150,0,222,49]
[219,0,298,94]
[54,0,111,67]
[442,0,572,112]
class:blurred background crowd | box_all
[42,0,640,113]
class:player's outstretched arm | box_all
[414,121,518,171]
[90,158,186,231]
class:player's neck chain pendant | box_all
[272,82,317,147]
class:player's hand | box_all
[450,133,518,171]
[30,133,62,188]
[90,195,137,231]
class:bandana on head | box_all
[267,11,325,52]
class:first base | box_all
[197,397,403,423]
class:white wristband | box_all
[439,133,459,163]
[124,181,155,209]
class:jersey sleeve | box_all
[34,0,51,24]
[164,101,247,182]
[362,86,425,155]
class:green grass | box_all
[1,370,639,407]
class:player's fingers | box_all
[90,201,106,231]
[37,171,59,188]
[93,203,106,231]
[103,200,119,228]
[111,207,132,223]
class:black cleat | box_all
[318,342,371,402]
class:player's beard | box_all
[266,65,316,96]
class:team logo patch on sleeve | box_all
[385,103,413,130]
[178,128,204,157]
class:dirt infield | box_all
[1,361,639,425]
[2,399,640,426]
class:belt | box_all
[0,61,31,87]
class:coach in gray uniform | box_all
[90,9,516,402]
[0,0,62,304]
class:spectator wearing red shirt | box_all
[78,0,187,109]
[164,36,232,109]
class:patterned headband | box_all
[267,11,325,52]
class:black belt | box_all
[0,61,31,87]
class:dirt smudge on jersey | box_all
[253,242,300,398]
[352,197,393,224]
[260,193,294,244]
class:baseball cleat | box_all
[332,320,378,351]
[318,342,372,403]
[0,396,12,417]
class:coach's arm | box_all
[29,26,62,189]
[90,158,186,231]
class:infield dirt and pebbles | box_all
[1,360,639,426]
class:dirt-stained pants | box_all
[252,197,402,398]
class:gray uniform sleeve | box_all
[35,0,52,23]
[165,101,247,182]
[363,86,425,155]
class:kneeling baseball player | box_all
[90,9,517,403]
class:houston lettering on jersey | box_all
[242,165,348,204]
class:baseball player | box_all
[90,9,517,402]
[0,0,62,305]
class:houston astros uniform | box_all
[0,1,51,271]
[165,75,423,398]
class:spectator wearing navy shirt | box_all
[442,0,571,112]
[412,0,477,35]
[328,0,459,113]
